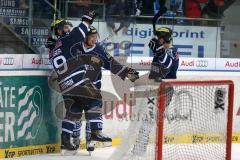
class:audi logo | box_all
[196,60,208,67]
[3,57,14,65]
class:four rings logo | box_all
[2,57,14,65]
[196,60,208,67]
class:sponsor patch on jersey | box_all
[91,56,101,64]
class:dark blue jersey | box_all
[69,41,124,89]
[51,22,127,94]
[51,22,90,94]
[152,46,179,79]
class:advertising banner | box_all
[14,27,49,46]
[178,57,216,71]
[3,17,29,26]
[0,76,59,158]
[15,27,49,37]
[0,0,28,17]
[70,21,221,58]
[22,54,52,70]
[1,54,240,72]
[0,54,23,69]
[0,7,27,17]
[215,58,240,71]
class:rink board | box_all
[0,144,60,159]
[1,64,240,158]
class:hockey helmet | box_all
[87,26,98,36]
[155,27,173,43]
[85,26,99,46]
[51,19,72,35]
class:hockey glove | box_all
[82,10,97,25]
[148,38,165,57]
[126,68,139,82]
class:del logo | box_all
[225,61,240,68]
[0,85,43,143]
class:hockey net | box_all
[108,80,234,160]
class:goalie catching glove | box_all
[82,10,97,25]
[148,38,165,57]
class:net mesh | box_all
[108,84,158,160]
[162,84,229,160]
[109,81,232,160]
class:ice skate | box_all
[91,131,112,147]
[61,133,78,155]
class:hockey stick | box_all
[114,22,125,34]
[99,33,114,45]
[152,6,167,34]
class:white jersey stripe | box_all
[62,78,89,94]
[59,70,86,84]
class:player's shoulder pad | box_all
[95,43,112,59]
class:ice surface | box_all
[5,144,240,160]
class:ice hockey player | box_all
[45,19,72,59]
[148,27,179,81]
[50,10,139,154]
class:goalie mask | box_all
[155,27,173,43]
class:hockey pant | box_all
[61,95,103,142]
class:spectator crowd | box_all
[65,0,235,28]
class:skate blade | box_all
[61,149,78,156]
[94,141,112,148]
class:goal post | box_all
[108,80,234,160]
[157,80,234,160]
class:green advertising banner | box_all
[0,76,60,158]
